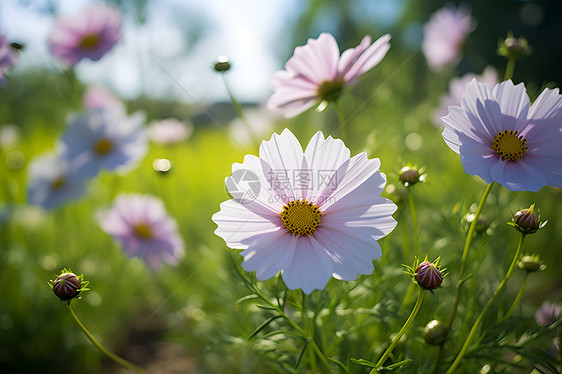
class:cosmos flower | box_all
[26,153,88,211]
[433,66,498,127]
[97,194,184,270]
[267,33,391,118]
[48,3,121,66]
[147,118,193,145]
[535,301,561,326]
[58,107,147,178]
[83,86,124,111]
[212,129,397,293]
[0,34,17,82]
[442,79,562,191]
[422,3,474,71]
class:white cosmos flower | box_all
[212,129,397,294]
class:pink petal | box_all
[285,33,340,84]
[461,79,504,138]
[491,80,530,131]
[341,34,391,83]
[240,230,296,280]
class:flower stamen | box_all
[280,199,322,236]
[79,34,100,49]
[93,137,114,155]
[316,79,344,102]
[492,130,528,161]
[133,223,153,239]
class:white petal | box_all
[523,87,562,143]
[241,230,296,281]
[489,160,546,192]
[212,200,281,249]
[282,236,333,294]
[491,80,530,131]
[461,79,504,138]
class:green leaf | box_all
[327,357,350,373]
[294,339,309,370]
[235,294,259,305]
[256,329,303,341]
[248,314,283,340]
[350,358,377,368]
[381,359,413,371]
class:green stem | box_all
[66,303,146,374]
[221,74,256,144]
[445,233,526,374]
[504,272,529,320]
[408,187,419,259]
[370,289,425,372]
[504,58,516,81]
[334,101,347,143]
[447,182,494,331]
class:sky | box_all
[1,0,299,103]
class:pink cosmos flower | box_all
[267,33,391,118]
[422,3,474,71]
[535,301,562,326]
[0,34,17,82]
[433,66,498,127]
[98,194,185,270]
[83,86,124,111]
[212,129,397,293]
[48,3,121,66]
[147,118,193,145]
[442,79,562,191]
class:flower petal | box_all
[240,230,296,281]
[341,34,391,83]
[285,33,340,84]
[489,160,547,191]
[282,236,333,293]
[491,80,530,131]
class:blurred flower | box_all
[48,3,121,66]
[147,118,193,145]
[26,153,88,211]
[433,67,499,127]
[228,107,279,146]
[0,34,18,83]
[422,3,474,71]
[212,129,397,293]
[0,124,20,150]
[59,107,147,178]
[463,212,491,234]
[97,194,184,270]
[267,33,391,118]
[83,86,124,111]
[535,301,562,326]
[49,269,89,301]
[442,79,562,191]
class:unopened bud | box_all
[415,261,444,290]
[518,254,545,273]
[398,166,425,186]
[510,204,546,234]
[49,269,89,301]
[423,320,449,346]
[214,55,231,72]
[498,34,532,60]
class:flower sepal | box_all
[404,256,447,291]
[48,268,90,302]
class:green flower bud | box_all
[498,33,532,60]
[518,253,546,273]
[398,166,426,187]
[423,319,449,346]
[510,204,546,234]
[214,55,231,72]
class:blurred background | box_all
[1,0,561,373]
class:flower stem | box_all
[504,272,529,320]
[66,303,146,374]
[446,182,494,331]
[445,233,526,374]
[221,74,256,144]
[504,57,516,81]
[370,288,425,372]
[334,101,347,143]
[407,187,419,259]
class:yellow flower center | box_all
[79,34,100,49]
[93,138,114,155]
[51,176,66,190]
[280,199,322,236]
[491,130,528,161]
[133,223,153,239]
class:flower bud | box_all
[518,253,545,273]
[498,34,532,60]
[49,269,89,301]
[214,55,231,72]
[423,320,449,346]
[415,261,444,290]
[510,204,546,234]
[398,166,425,187]
[464,213,491,233]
